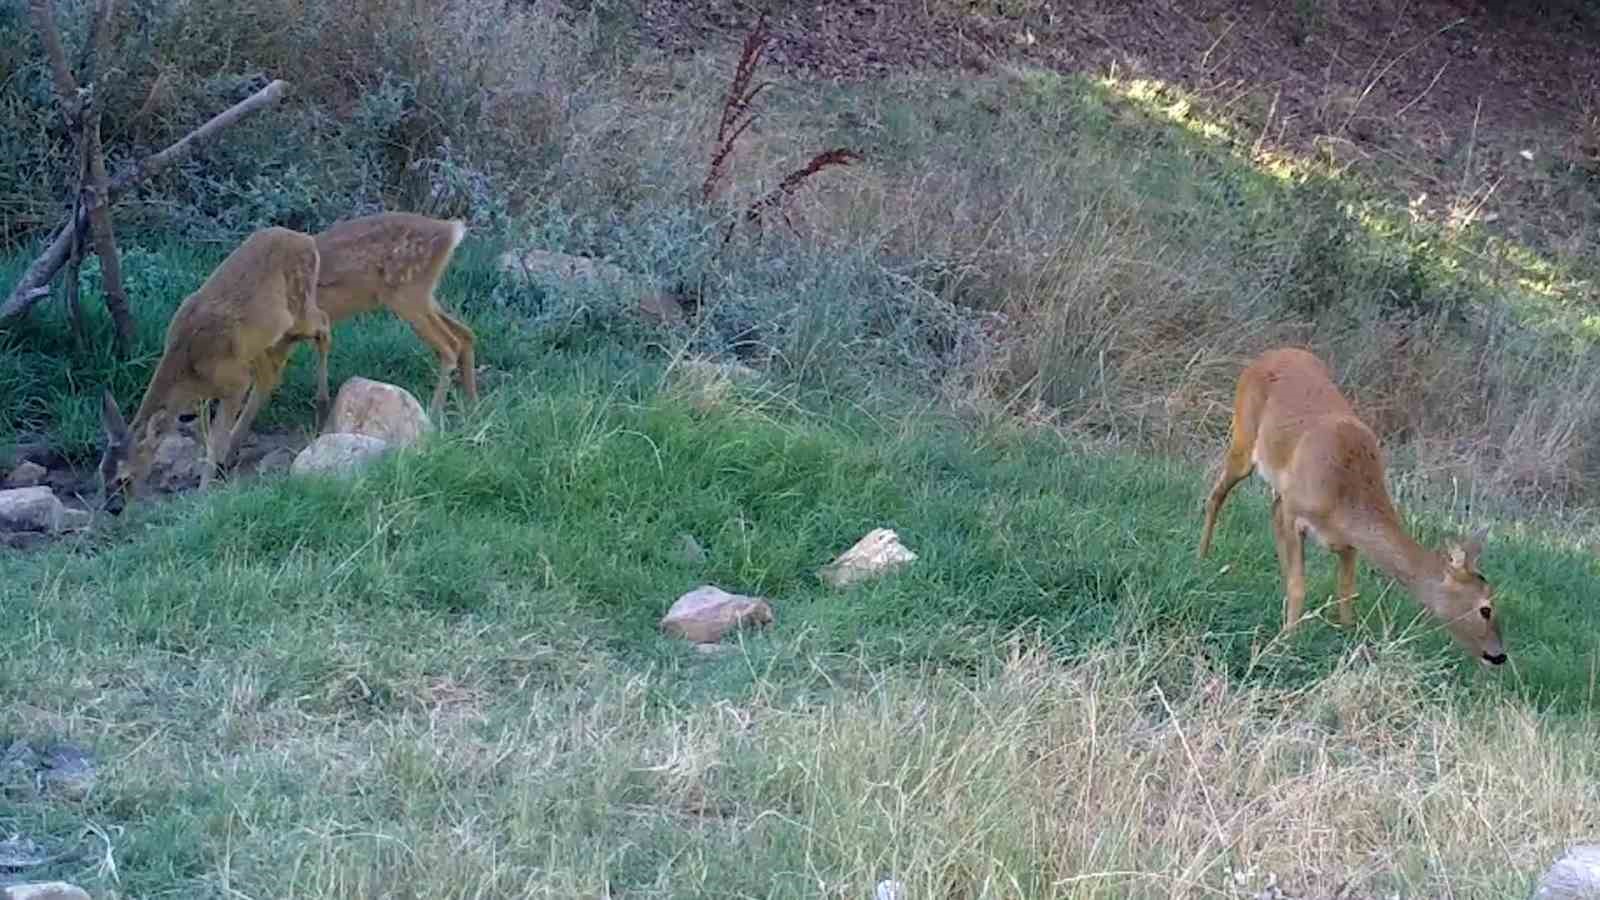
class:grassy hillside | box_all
[5,1,1600,896]
[4,327,1600,897]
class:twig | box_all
[701,13,771,202]
[80,0,135,356]
[1,79,291,323]
[723,148,863,245]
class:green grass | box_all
[4,35,1600,898]
[3,340,1599,897]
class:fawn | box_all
[99,226,329,512]
[229,211,477,443]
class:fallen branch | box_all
[723,148,863,245]
[1,78,291,324]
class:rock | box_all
[667,358,761,412]
[1,883,92,900]
[1532,844,1600,899]
[0,833,55,869]
[674,533,708,565]
[290,433,390,479]
[326,377,432,447]
[818,528,918,589]
[4,461,47,489]
[497,247,685,326]
[56,507,92,532]
[875,880,907,900]
[660,585,774,644]
[39,742,96,801]
[692,642,733,656]
[0,487,65,533]
[150,431,207,491]
[253,447,297,475]
[0,532,51,551]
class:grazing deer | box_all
[98,227,328,513]
[1197,347,1507,666]
[230,212,477,443]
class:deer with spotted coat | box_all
[227,212,478,444]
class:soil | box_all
[1,419,309,554]
[640,0,1600,264]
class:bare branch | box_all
[2,79,291,323]
[29,0,80,122]
[82,0,133,356]
[108,79,290,195]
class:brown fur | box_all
[232,212,477,443]
[1198,347,1507,666]
[99,227,329,508]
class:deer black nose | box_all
[1482,652,1507,666]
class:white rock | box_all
[326,377,432,447]
[4,460,47,488]
[291,433,390,479]
[875,880,907,900]
[660,585,774,644]
[2,883,92,900]
[497,247,685,326]
[151,430,207,491]
[0,487,64,533]
[818,528,918,589]
[1532,844,1600,899]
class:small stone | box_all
[1,883,92,900]
[1532,844,1600,899]
[660,585,774,644]
[667,359,761,413]
[4,461,47,489]
[692,642,732,656]
[0,487,64,533]
[56,507,92,532]
[150,431,206,491]
[252,447,297,475]
[326,377,432,447]
[0,833,54,869]
[40,742,96,801]
[818,528,918,589]
[674,533,708,565]
[875,880,907,900]
[291,433,390,479]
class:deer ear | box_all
[100,389,130,442]
[1447,531,1485,573]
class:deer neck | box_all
[1345,506,1442,598]
[128,353,185,435]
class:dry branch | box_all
[80,0,134,354]
[0,79,291,324]
[723,148,863,245]
[701,14,771,202]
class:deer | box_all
[226,211,478,444]
[98,226,329,514]
[1197,347,1507,667]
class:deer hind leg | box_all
[391,292,464,416]
[436,308,478,405]
[1199,434,1257,558]
[1335,546,1358,628]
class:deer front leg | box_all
[1269,495,1308,633]
[1335,546,1358,628]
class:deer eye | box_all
[1479,607,1492,621]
